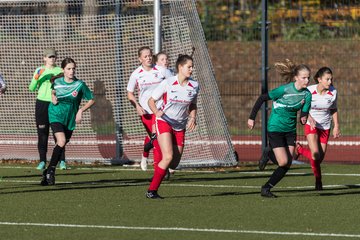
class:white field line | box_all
[1,165,360,177]
[0,221,359,238]
[1,179,360,190]
[0,139,358,146]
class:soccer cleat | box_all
[294,142,302,160]
[164,169,171,181]
[144,133,157,152]
[40,168,55,186]
[146,190,164,199]
[258,147,271,171]
[59,160,67,170]
[40,170,48,186]
[140,156,148,171]
[36,161,46,170]
[315,180,323,191]
[261,185,277,198]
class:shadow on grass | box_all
[2,171,118,179]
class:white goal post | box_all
[0,0,238,167]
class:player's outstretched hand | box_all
[247,119,255,130]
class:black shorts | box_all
[35,99,50,126]
[50,122,73,142]
[268,131,296,149]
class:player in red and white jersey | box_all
[295,67,340,190]
[146,54,199,199]
[127,46,166,171]
[153,51,175,79]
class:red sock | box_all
[143,136,150,158]
[149,166,166,191]
[299,147,321,180]
[152,139,162,171]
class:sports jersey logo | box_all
[188,91,192,96]
[72,90,78,97]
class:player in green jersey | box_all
[248,59,312,198]
[29,48,68,170]
[41,57,95,186]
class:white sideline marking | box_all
[1,179,360,191]
[0,221,359,238]
[1,165,360,176]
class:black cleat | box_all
[315,180,323,191]
[261,185,277,198]
[40,168,55,186]
[164,169,171,181]
[258,147,271,171]
[146,190,164,199]
[144,134,157,152]
[40,169,48,186]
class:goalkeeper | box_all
[29,48,67,170]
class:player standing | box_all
[294,67,340,190]
[41,57,95,185]
[146,54,199,199]
[127,46,166,171]
[29,48,68,170]
[248,59,312,198]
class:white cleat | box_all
[140,156,148,171]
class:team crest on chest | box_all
[72,90,78,97]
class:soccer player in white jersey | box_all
[127,46,166,171]
[153,51,175,79]
[146,54,199,199]
[295,67,340,190]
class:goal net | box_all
[0,0,237,167]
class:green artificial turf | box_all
[0,163,359,240]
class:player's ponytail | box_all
[50,73,64,83]
[274,59,310,83]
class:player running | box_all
[248,59,312,198]
[127,46,166,171]
[146,54,199,199]
[41,57,95,186]
[29,48,68,170]
[294,67,340,190]
[153,51,174,79]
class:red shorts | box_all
[141,114,155,133]
[155,119,185,147]
[304,124,330,144]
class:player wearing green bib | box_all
[41,57,95,186]
[29,48,68,170]
[248,59,312,198]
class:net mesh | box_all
[0,0,237,167]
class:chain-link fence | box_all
[198,0,360,163]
